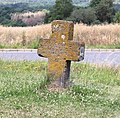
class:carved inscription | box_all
[52,24,65,33]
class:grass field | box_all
[0,60,120,118]
[0,23,120,49]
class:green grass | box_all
[87,43,120,49]
[0,38,40,49]
[1,39,120,49]
[0,60,120,118]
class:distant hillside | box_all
[0,0,120,6]
[0,0,120,7]
[0,0,91,7]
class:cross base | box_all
[60,60,71,87]
[48,60,71,90]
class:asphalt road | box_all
[0,49,120,67]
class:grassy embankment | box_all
[0,60,120,117]
[0,23,120,49]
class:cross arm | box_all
[66,42,85,61]
[37,39,50,58]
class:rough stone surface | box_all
[37,20,84,88]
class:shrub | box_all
[114,10,120,23]
[68,8,97,25]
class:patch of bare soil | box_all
[47,80,67,92]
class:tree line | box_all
[45,0,120,25]
[0,3,50,26]
[1,0,120,26]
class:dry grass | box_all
[74,23,120,45]
[0,23,120,47]
[0,24,51,46]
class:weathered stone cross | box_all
[37,20,85,87]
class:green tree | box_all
[82,8,97,25]
[90,0,101,7]
[114,10,120,23]
[68,8,96,25]
[45,0,73,22]
[95,0,114,23]
[67,8,83,23]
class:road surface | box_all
[0,49,120,67]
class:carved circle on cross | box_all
[61,35,66,44]
[61,35,65,40]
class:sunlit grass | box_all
[0,60,120,118]
[87,43,120,49]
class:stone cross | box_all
[37,20,85,88]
